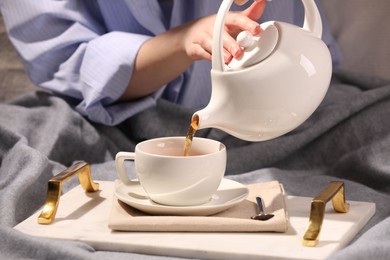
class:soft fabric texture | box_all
[1,0,390,259]
[108,180,288,232]
[0,70,390,259]
[322,0,390,80]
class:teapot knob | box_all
[212,0,323,72]
[236,31,255,49]
[227,23,278,70]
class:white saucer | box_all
[114,178,249,216]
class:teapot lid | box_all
[227,22,279,70]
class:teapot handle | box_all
[212,0,323,72]
[302,0,323,39]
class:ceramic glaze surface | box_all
[193,0,332,141]
[114,178,249,216]
[115,137,226,206]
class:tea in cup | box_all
[115,136,226,206]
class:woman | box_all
[0,0,339,125]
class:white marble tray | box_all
[14,181,375,260]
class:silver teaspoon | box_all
[251,196,274,221]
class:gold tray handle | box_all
[302,181,350,247]
[38,162,99,224]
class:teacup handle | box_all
[115,151,136,185]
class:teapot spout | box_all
[192,102,240,137]
[192,107,219,131]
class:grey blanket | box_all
[1,70,390,259]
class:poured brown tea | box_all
[183,115,199,156]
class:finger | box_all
[225,14,261,36]
[228,1,266,36]
[242,0,267,21]
[191,44,212,61]
[234,0,261,6]
[187,30,213,61]
[197,32,213,57]
[223,49,233,64]
[222,31,243,60]
[233,0,249,6]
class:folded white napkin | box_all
[108,180,288,232]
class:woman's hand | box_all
[182,0,266,63]
[122,1,266,100]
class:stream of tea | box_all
[183,115,199,156]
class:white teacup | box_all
[115,136,227,206]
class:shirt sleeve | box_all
[0,0,157,126]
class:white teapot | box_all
[192,0,332,141]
